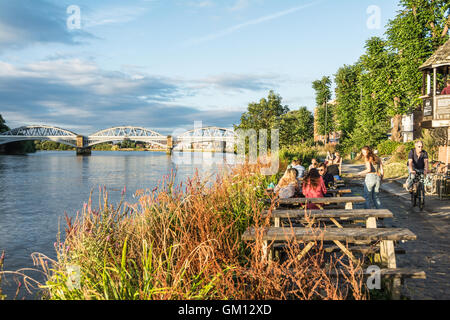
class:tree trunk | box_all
[391,114,403,142]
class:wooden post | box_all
[433,68,437,118]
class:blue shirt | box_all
[292,165,306,178]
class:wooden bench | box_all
[266,188,351,197]
[241,227,416,269]
[261,208,393,228]
[266,196,366,210]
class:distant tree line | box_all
[0,114,36,154]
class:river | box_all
[0,151,236,299]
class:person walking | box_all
[359,146,384,209]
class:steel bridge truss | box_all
[174,126,236,151]
[0,125,79,147]
[0,125,237,151]
[87,126,167,148]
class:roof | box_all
[420,39,450,70]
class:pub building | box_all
[419,38,450,166]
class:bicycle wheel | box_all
[418,183,425,211]
[411,186,417,207]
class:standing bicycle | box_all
[403,141,429,210]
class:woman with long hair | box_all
[302,168,327,209]
[359,146,384,209]
[274,168,300,199]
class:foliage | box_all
[235,90,289,133]
[383,162,409,179]
[334,64,362,139]
[0,115,9,133]
[376,140,404,156]
[276,107,314,147]
[327,0,449,152]
[279,144,320,168]
[421,129,439,161]
[312,76,334,137]
[386,0,450,111]
[8,163,367,300]
[92,143,113,151]
[35,141,74,151]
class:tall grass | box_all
[5,163,367,300]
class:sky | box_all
[0,0,400,135]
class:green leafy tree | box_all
[0,114,10,133]
[312,76,334,140]
[234,91,289,150]
[334,64,362,140]
[276,107,314,147]
[235,90,289,132]
[347,38,396,149]
[386,0,450,111]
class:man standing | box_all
[404,141,429,191]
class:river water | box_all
[0,151,236,299]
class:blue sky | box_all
[0,0,400,135]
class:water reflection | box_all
[0,151,235,299]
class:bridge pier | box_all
[76,135,91,156]
[166,135,173,155]
[76,147,91,156]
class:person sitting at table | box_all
[308,158,319,171]
[274,168,300,199]
[302,168,327,209]
[327,162,341,181]
[333,152,342,175]
[318,163,335,189]
[325,151,335,165]
[291,159,306,179]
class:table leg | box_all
[380,240,397,268]
[333,240,357,264]
[366,217,377,229]
[297,242,315,260]
[345,202,353,210]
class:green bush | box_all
[279,144,320,168]
[376,140,403,156]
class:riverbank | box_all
[8,161,366,300]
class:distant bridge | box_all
[0,125,236,155]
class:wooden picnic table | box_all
[266,188,351,197]
[261,208,393,228]
[242,226,415,271]
[266,196,365,210]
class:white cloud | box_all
[230,0,251,11]
[184,1,322,46]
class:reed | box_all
[5,163,367,300]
